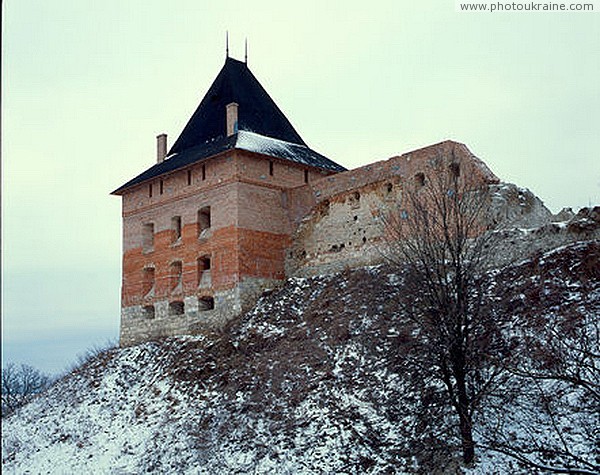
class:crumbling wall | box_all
[487,183,553,229]
[489,206,600,268]
[286,140,500,276]
[286,182,401,276]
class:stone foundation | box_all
[119,277,280,346]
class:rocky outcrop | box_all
[487,183,553,229]
[489,205,600,268]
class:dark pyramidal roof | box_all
[113,57,345,194]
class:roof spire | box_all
[226,31,229,58]
[245,38,248,64]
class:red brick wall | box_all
[119,150,333,312]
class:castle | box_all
[113,55,498,346]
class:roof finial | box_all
[226,31,229,58]
[245,38,248,64]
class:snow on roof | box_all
[235,131,346,171]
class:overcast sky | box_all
[2,1,599,374]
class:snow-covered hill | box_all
[2,241,599,474]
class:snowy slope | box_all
[2,241,599,474]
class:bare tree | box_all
[2,363,51,417]
[383,163,500,465]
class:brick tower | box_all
[112,56,345,346]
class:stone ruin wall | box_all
[285,141,501,277]
[285,140,599,278]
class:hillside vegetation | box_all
[2,241,599,474]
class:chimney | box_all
[226,102,239,137]
[156,133,167,163]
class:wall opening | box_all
[304,169,309,183]
[171,216,182,242]
[415,172,425,188]
[148,184,153,198]
[143,305,155,319]
[142,267,155,295]
[202,164,206,181]
[160,180,164,195]
[169,301,184,316]
[187,169,192,186]
[348,191,361,209]
[198,207,211,238]
[197,255,211,287]
[386,182,393,193]
[449,162,460,178]
[142,223,154,252]
[269,160,274,176]
[198,296,215,311]
[170,261,183,290]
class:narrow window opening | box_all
[143,305,155,319]
[304,169,309,183]
[197,255,211,287]
[142,223,154,252]
[269,160,274,176]
[170,261,183,290]
[149,184,153,198]
[198,206,211,238]
[169,301,184,316]
[449,162,460,178]
[198,296,215,311]
[142,267,155,295]
[187,169,192,186]
[386,183,393,193]
[171,216,182,242]
[202,164,206,181]
[160,180,164,195]
[415,173,425,188]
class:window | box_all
[149,184,153,198]
[197,255,211,287]
[187,169,192,186]
[269,160,274,176]
[143,305,155,319]
[169,301,184,316]
[198,296,214,311]
[202,164,206,181]
[386,182,393,194]
[304,169,309,183]
[170,261,183,290]
[142,267,155,295]
[449,162,460,178]
[160,180,164,195]
[415,172,425,188]
[171,216,182,242]
[142,223,154,252]
[198,206,211,238]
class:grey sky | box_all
[2,0,599,374]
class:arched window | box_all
[170,261,183,290]
[198,296,215,311]
[415,172,425,188]
[198,207,211,238]
[143,305,155,319]
[169,301,184,316]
